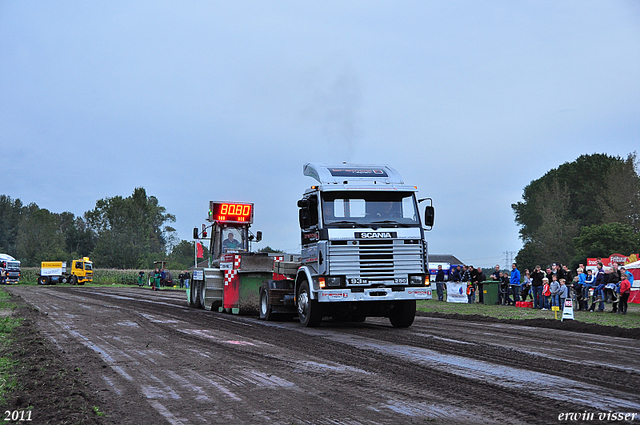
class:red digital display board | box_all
[208,202,253,224]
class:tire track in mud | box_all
[40,286,640,416]
[10,287,640,425]
[334,319,640,395]
[61,288,620,415]
[12,288,491,424]
[109,296,511,424]
[92,288,640,388]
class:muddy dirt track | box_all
[6,286,640,424]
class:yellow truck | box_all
[38,257,93,285]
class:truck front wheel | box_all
[297,280,322,327]
[71,276,78,285]
[389,300,416,328]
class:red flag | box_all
[196,242,204,259]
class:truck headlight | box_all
[410,275,423,285]
[326,276,342,287]
[411,275,430,286]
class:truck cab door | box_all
[74,261,84,276]
[299,195,320,273]
[298,195,319,242]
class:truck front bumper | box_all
[317,287,432,302]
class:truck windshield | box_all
[7,261,20,270]
[221,226,245,253]
[84,263,93,271]
[321,191,419,227]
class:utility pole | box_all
[503,251,516,270]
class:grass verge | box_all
[417,298,640,329]
[0,291,22,407]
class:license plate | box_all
[348,278,368,284]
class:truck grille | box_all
[328,240,424,283]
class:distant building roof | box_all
[429,254,464,265]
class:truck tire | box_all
[71,276,78,285]
[191,281,203,309]
[259,283,276,321]
[61,276,68,284]
[389,300,416,328]
[199,281,207,309]
[297,280,322,327]
[37,276,49,285]
[188,282,196,307]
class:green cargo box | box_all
[226,271,273,315]
[481,281,500,305]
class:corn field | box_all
[19,267,184,286]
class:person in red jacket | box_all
[619,276,631,315]
[542,277,551,310]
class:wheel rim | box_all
[298,289,309,320]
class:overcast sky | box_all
[1,1,639,267]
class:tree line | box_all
[5,154,636,272]
[0,187,201,270]
[513,152,640,270]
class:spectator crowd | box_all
[439,261,634,315]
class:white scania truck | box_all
[188,163,435,328]
[259,163,435,327]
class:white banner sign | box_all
[446,282,468,303]
[41,268,63,277]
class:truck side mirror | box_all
[297,199,310,208]
[193,227,199,239]
[256,231,262,242]
[424,206,435,228]
[299,208,310,229]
